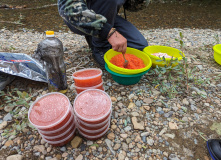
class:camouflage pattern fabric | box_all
[58,0,149,38]
[58,0,106,38]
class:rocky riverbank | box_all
[0,28,221,160]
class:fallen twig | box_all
[24,4,57,10]
[0,21,24,25]
[0,4,57,10]
[198,131,207,141]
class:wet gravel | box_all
[0,28,221,160]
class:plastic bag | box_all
[0,52,47,84]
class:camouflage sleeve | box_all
[58,0,112,39]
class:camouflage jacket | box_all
[58,0,149,39]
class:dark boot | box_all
[85,36,93,50]
[207,139,221,160]
[92,47,110,68]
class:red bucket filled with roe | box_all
[28,92,76,146]
[74,80,104,94]
[72,68,102,87]
[73,89,112,140]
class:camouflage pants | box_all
[65,0,148,51]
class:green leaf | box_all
[90,144,99,147]
[124,120,127,127]
[16,99,27,105]
[16,91,23,97]
[11,130,17,136]
[179,120,186,123]
[180,32,183,39]
[1,133,7,136]
[22,91,28,98]
[177,72,184,75]
[25,97,32,102]
[16,125,22,131]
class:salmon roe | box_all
[110,54,145,69]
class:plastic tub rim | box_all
[72,68,102,80]
[28,92,72,130]
[78,123,110,139]
[38,113,74,134]
[41,127,76,144]
[104,47,152,74]
[74,80,103,90]
[143,45,185,61]
[213,44,221,55]
[73,89,112,122]
[76,118,109,133]
[105,63,149,77]
[75,111,111,127]
[40,121,75,139]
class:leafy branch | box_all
[0,88,35,137]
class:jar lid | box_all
[46,31,54,37]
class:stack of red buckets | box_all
[28,92,76,147]
[73,89,112,140]
[72,68,112,140]
[72,68,104,94]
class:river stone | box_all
[4,106,15,112]
[3,113,12,121]
[134,135,141,142]
[210,122,221,135]
[105,139,115,155]
[113,143,121,150]
[159,128,167,136]
[120,134,128,139]
[118,152,125,160]
[131,112,139,117]
[76,154,83,160]
[143,98,153,104]
[169,154,180,160]
[182,98,189,105]
[151,89,161,96]
[169,122,178,130]
[128,102,136,109]
[141,132,150,137]
[132,117,144,130]
[147,138,154,146]
[107,132,115,140]
[124,126,132,131]
[33,145,45,153]
[4,140,13,147]
[62,152,68,158]
[71,136,82,148]
[0,121,7,130]
[164,133,176,139]
[143,105,150,111]
[111,97,117,102]
[6,155,23,160]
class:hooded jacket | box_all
[58,0,149,39]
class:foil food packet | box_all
[0,52,47,83]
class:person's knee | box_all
[142,40,148,49]
[64,20,86,35]
[136,38,148,50]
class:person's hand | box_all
[107,30,127,54]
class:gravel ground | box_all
[0,28,221,160]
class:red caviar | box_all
[110,54,145,69]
